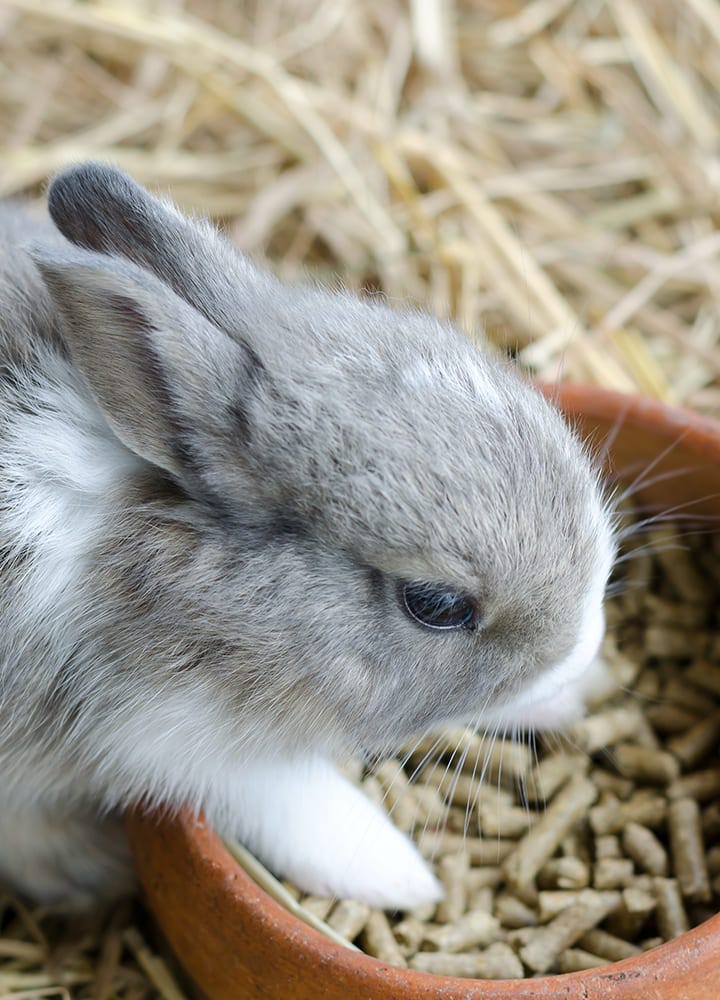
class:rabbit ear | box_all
[31,243,260,488]
[46,162,241,332]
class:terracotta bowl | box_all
[126,383,720,999]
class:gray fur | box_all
[0,163,614,902]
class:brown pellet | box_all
[434,852,468,923]
[663,677,715,715]
[519,895,621,974]
[478,800,532,838]
[605,887,656,939]
[579,928,641,962]
[494,893,538,929]
[560,831,592,865]
[667,798,711,902]
[684,662,720,699]
[392,917,425,955]
[640,936,665,951]
[462,736,532,784]
[702,801,720,840]
[536,889,618,923]
[569,708,645,754]
[668,767,720,803]
[654,878,690,940]
[503,774,598,889]
[643,594,708,628]
[559,948,608,972]
[411,783,448,826]
[423,909,500,952]
[644,625,697,659]
[595,835,622,860]
[613,744,680,785]
[419,762,480,807]
[409,944,523,979]
[667,711,720,768]
[645,704,700,735]
[465,866,503,890]
[589,791,666,835]
[469,886,495,913]
[361,911,407,967]
[649,527,708,602]
[706,845,720,876]
[538,857,590,890]
[591,769,635,800]
[326,900,371,941]
[593,858,635,890]
[418,831,515,864]
[525,752,588,804]
[622,823,668,877]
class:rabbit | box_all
[0,162,615,909]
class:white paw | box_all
[280,795,443,910]
[214,756,442,911]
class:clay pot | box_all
[126,383,720,999]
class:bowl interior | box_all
[127,385,720,1000]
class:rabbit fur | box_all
[0,164,615,908]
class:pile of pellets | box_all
[268,523,720,978]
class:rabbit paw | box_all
[214,756,442,911]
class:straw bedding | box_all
[1,0,720,995]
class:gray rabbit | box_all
[0,164,614,908]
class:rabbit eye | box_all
[399,581,478,631]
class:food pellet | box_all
[645,704,700,735]
[538,857,590,889]
[234,520,720,979]
[667,711,720,769]
[667,798,711,902]
[589,791,667,835]
[606,887,656,940]
[613,744,680,785]
[525,752,588,803]
[392,916,425,955]
[570,708,645,754]
[418,831,515,864]
[622,823,668,877]
[654,878,690,940]
[558,948,607,972]
[519,895,620,974]
[494,893,537,929]
[578,928,641,962]
[434,852,469,923]
[326,900,370,941]
[409,943,524,979]
[593,858,635,890]
[361,911,407,967]
[668,768,720,803]
[423,909,500,952]
[503,775,598,889]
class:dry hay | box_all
[0,896,188,999]
[1,0,720,995]
[2,0,720,409]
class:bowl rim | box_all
[128,383,720,998]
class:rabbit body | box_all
[0,167,614,907]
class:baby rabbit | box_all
[0,164,614,909]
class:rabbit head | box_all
[32,163,614,764]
